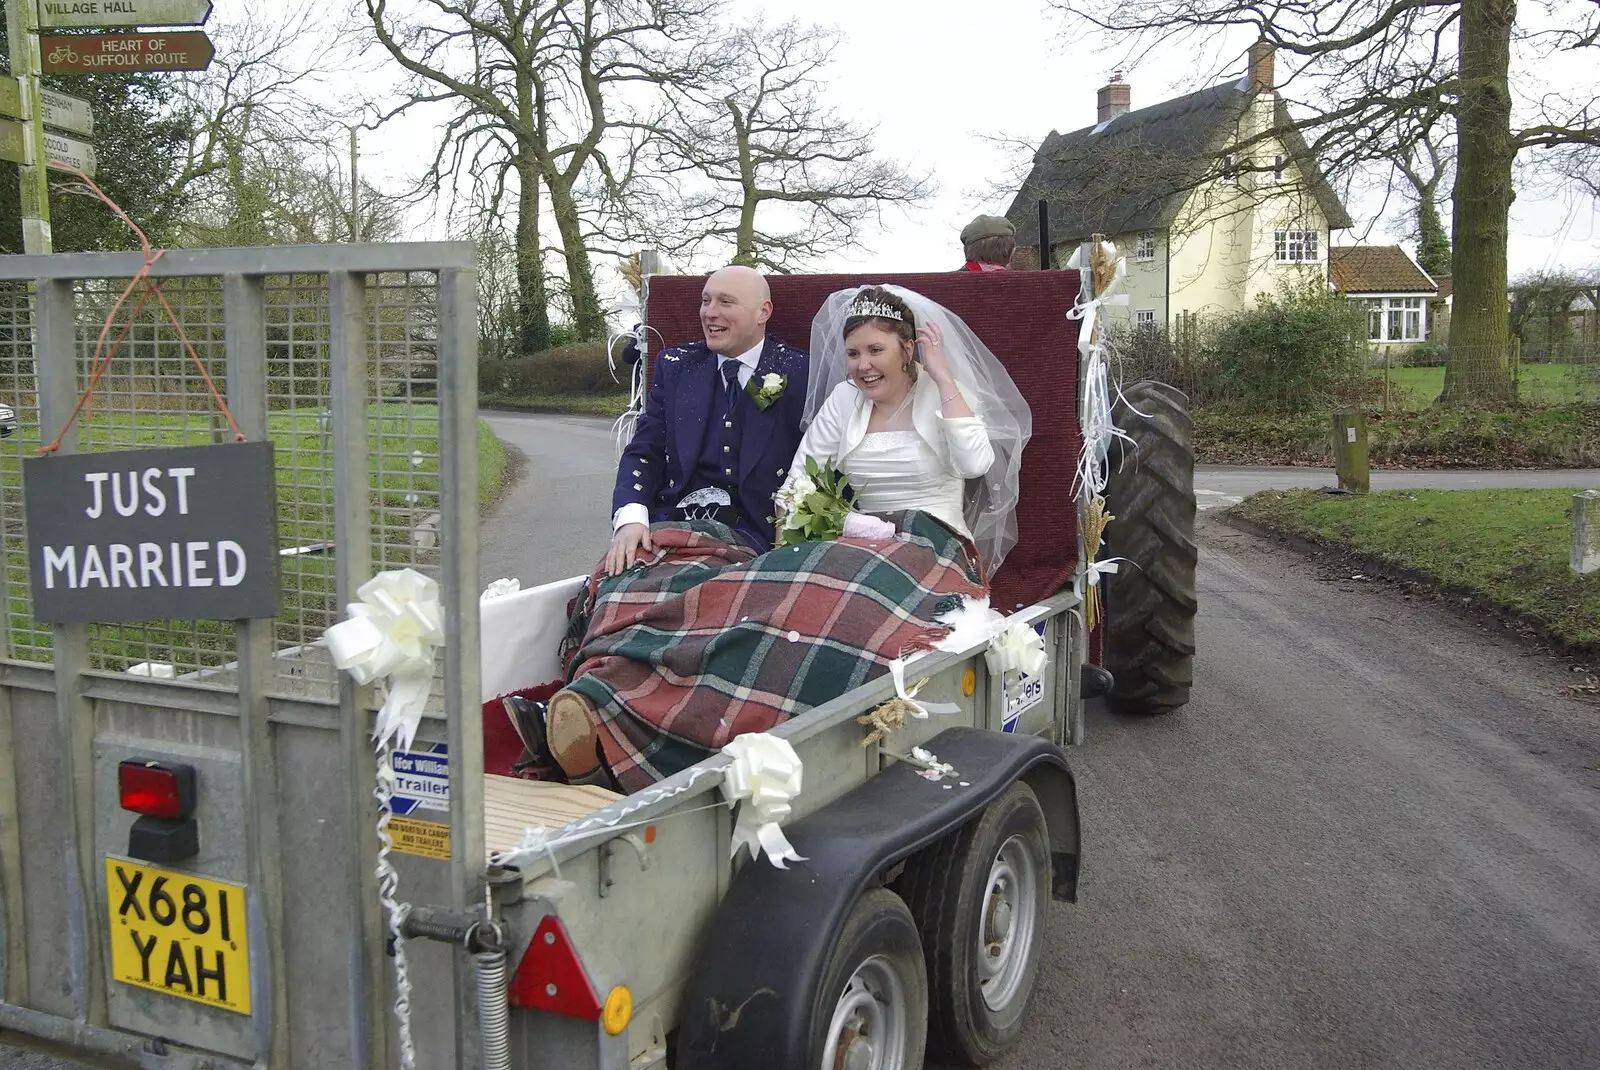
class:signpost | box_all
[41,129,95,176]
[38,0,213,28]
[0,78,95,136]
[5,0,212,252]
[0,117,26,166]
[40,30,214,73]
[40,87,94,136]
[3,0,54,251]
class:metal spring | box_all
[475,948,512,1070]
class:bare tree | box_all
[636,18,933,272]
[168,3,348,210]
[177,139,405,246]
[1394,108,1452,277]
[364,0,716,346]
[1049,0,1600,405]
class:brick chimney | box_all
[1248,40,1274,93]
[1097,73,1131,123]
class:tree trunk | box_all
[546,177,605,341]
[515,154,551,356]
[729,101,758,266]
[1439,0,1517,406]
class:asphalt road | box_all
[7,414,1598,1069]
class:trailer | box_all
[0,243,1196,1068]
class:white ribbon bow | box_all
[325,568,445,752]
[986,621,1049,680]
[721,733,807,868]
[888,657,962,719]
[480,577,521,601]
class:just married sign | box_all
[23,442,280,624]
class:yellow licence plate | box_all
[105,857,252,1015]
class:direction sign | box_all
[38,0,212,29]
[41,130,96,177]
[40,31,213,73]
[0,79,93,134]
[0,118,27,167]
[40,89,94,136]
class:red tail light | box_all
[117,760,195,820]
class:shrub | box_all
[1201,278,1370,414]
[493,345,625,397]
[478,356,508,394]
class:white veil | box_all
[806,284,1032,576]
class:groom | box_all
[606,265,809,574]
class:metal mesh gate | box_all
[0,264,452,699]
[0,243,483,1069]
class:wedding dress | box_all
[790,372,997,546]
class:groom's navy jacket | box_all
[612,336,809,551]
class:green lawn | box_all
[1373,363,1597,409]
[1230,488,1600,650]
[3,404,508,669]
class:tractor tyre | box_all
[1100,380,1197,716]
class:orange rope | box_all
[36,164,246,454]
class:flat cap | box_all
[961,214,1016,243]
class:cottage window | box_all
[1274,229,1319,263]
[1220,155,1238,184]
[1135,309,1157,326]
[1272,155,1286,184]
[1134,232,1156,261]
[1364,297,1426,342]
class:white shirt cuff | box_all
[613,503,651,531]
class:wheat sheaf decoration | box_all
[1083,495,1114,634]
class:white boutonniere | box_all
[747,372,787,411]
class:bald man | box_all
[606,266,810,573]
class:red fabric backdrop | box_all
[643,271,1083,612]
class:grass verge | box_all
[481,392,631,416]
[1371,363,1596,410]
[1228,488,1600,653]
[1195,404,1600,468]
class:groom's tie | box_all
[721,359,741,408]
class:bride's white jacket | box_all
[785,374,995,487]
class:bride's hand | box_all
[917,322,955,386]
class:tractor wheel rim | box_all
[978,833,1039,1013]
[821,954,910,1070]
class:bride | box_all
[538,285,1031,791]
[785,285,1027,575]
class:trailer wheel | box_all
[1101,379,1198,715]
[814,887,928,1070]
[897,782,1050,1066]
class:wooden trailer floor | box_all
[483,774,622,860]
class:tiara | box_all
[846,297,906,323]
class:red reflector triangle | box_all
[508,915,603,1020]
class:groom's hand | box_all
[607,523,654,575]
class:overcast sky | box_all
[346,0,1599,286]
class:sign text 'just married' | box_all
[24,442,280,624]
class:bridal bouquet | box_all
[775,457,861,547]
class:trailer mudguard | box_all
[674,726,1079,1070]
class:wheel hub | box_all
[843,1035,875,1070]
[822,955,908,1070]
[976,835,1040,1014]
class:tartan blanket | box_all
[563,512,986,791]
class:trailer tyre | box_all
[814,888,929,1070]
[897,782,1050,1066]
[1102,379,1197,715]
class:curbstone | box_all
[1573,490,1600,575]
